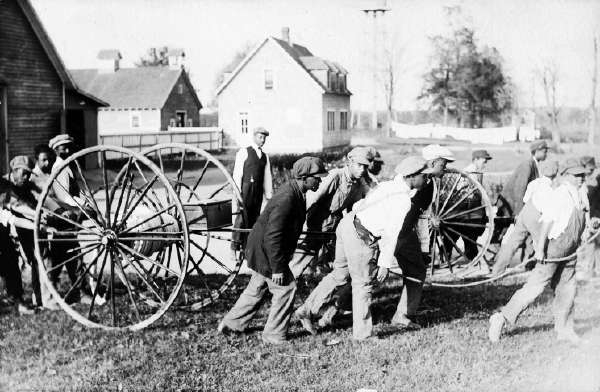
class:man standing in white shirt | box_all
[231,127,273,258]
[489,159,587,344]
[295,156,432,340]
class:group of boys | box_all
[222,128,597,345]
[0,134,89,314]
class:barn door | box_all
[0,86,8,173]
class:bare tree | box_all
[380,42,404,136]
[589,35,598,144]
[539,62,561,144]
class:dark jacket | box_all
[245,180,306,279]
[502,157,539,215]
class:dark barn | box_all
[0,0,106,171]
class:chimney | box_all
[97,49,121,73]
[281,27,290,45]
[167,48,185,70]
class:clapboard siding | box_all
[160,73,201,130]
[0,0,63,161]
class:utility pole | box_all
[361,0,390,131]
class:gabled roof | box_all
[69,67,202,110]
[15,0,107,106]
[216,36,351,96]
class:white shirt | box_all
[353,175,412,269]
[52,156,81,206]
[232,143,273,205]
[523,176,554,211]
[538,181,583,239]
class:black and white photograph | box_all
[1,0,599,390]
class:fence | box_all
[390,122,540,144]
[99,127,223,159]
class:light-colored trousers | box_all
[501,260,576,333]
[300,213,378,339]
[222,271,296,341]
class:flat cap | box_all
[580,155,596,168]
[472,149,492,160]
[422,144,455,162]
[291,157,328,179]
[395,156,434,177]
[529,139,549,152]
[347,147,371,166]
[540,159,559,177]
[49,134,74,150]
[10,155,34,172]
[253,127,269,136]
[366,146,384,162]
[560,158,586,176]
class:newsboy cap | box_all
[49,134,74,150]
[366,146,384,163]
[10,155,34,173]
[580,155,596,168]
[472,149,492,160]
[560,158,586,176]
[347,147,371,166]
[291,157,328,179]
[395,156,434,177]
[529,140,549,152]
[422,144,455,162]
[253,127,269,136]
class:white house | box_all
[217,28,351,153]
[70,49,202,134]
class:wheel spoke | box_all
[437,174,461,215]
[434,177,442,215]
[39,237,100,243]
[117,242,181,277]
[101,151,112,228]
[191,241,233,274]
[111,248,141,323]
[118,175,160,226]
[62,246,105,306]
[444,225,495,254]
[441,229,469,263]
[86,247,109,320]
[52,180,103,232]
[436,233,453,273]
[109,247,116,326]
[442,220,489,229]
[46,243,102,273]
[430,229,437,275]
[117,246,165,304]
[111,157,134,230]
[442,204,486,221]
[73,159,106,227]
[208,182,229,199]
[186,160,210,203]
[439,186,478,219]
[133,160,165,211]
[119,203,178,235]
[174,150,186,194]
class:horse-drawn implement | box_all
[33,144,597,330]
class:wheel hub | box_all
[101,230,118,246]
[431,216,441,229]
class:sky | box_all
[31,0,600,111]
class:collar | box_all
[393,175,413,195]
[342,166,356,184]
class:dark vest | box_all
[241,147,267,210]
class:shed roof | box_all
[69,67,202,110]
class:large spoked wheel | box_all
[141,143,247,310]
[34,145,189,330]
[429,169,495,281]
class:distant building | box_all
[70,50,202,134]
[0,0,106,171]
[217,28,351,153]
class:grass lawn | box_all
[1,273,599,391]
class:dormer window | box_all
[327,72,337,91]
[264,69,273,89]
[339,75,346,91]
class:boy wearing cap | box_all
[492,160,559,276]
[49,134,83,206]
[365,146,384,185]
[231,127,273,258]
[296,156,432,339]
[489,159,588,344]
[502,140,549,216]
[301,147,372,272]
[218,157,326,344]
[31,144,55,195]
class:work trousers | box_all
[16,228,42,306]
[222,270,296,341]
[47,238,85,301]
[0,228,23,300]
[501,260,577,333]
[492,203,539,276]
[301,213,378,339]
